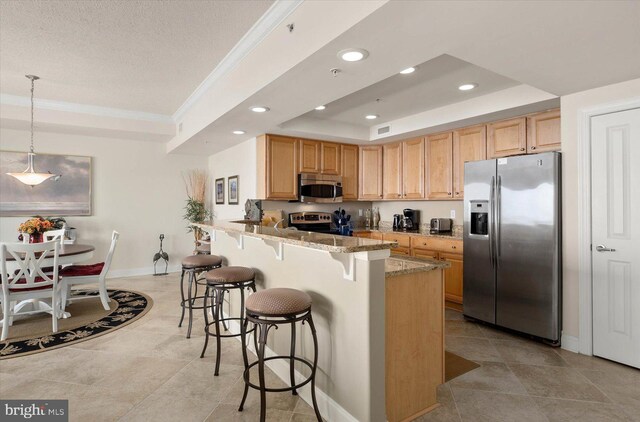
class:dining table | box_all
[3,243,95,318]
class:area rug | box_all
[445,350,480,382]
[0,289,152,359]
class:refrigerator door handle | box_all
[496,175,502,266]
[489,176,496,268]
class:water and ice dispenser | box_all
[470,200,489,236]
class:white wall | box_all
[0,128,208,276]
[208,137,257,220]
[560,78,640,342]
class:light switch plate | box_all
[450,209,456,219]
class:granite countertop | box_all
[354,227,463,240]
[193,221,398,254]
[385,255,450,277]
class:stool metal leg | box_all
[290,318,298,395]
[186,270,195,338]
[257,322,268,422]
[307,314,323,422]
[178,269,186,328]
[200,286,211,358]
[238,315,251,412]
[213,287,223,376]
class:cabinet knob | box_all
[455,192,460,195]
[452,245,456,249]
[531,146,536,150]
[398,194,401,197]
[448,192,452,196]
[520,148,525,151]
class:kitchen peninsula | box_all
[194,220,448,422]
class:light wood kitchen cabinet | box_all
[341,144,359,200]
[383,142,403,199]
[412,248,439,260]
[321,142,341,175]
[383,232,411,256]
[453,125,486,199]
[440,251,463,305]
[487,117,527,158]
[527,109,561,153]
[299,139,320,173]
[257,134,299,200]
[426,132,453,199]
[402,137,425,199]
[359,146,384,200]
[370,232,383,240]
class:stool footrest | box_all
[242,356,314,393]
[204,317,256,338]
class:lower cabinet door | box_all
[440,252,463,304]
[391,247,411,256]
[411,248,439,260]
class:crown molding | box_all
[0,94,174,124]
[172,0,303,123]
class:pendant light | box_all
[6,75,58,186]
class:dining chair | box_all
[44,225,67,242]
[59,231,119,311]
[0,240,61,341]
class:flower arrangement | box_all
[18,216,54,234]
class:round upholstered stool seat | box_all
[181,254,222,269]
[205,266,256,284]
[245,288,312,316]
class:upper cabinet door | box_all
[487,117,526,158]
[267,135,299,200]
[426,132,454,199]
[299,139,320,173]
[383,142,403,199]
[453,125,487,199]
[321,142,341,175]
[359,145,383,200]
[341,144,359,200]
[527,109,561,153]
[402,137,425,199]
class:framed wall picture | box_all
[228,175,239,205]
[0,150,92,216]
[215,178,225,204]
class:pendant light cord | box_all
[30,76,35,153]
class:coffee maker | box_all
[401,208,420,232]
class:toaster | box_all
[430,218,453,234]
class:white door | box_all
[591,107,640,368]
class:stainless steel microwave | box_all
[299,173,343,203]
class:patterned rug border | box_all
[0,289,153,360]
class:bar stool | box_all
[201,266,257,376]
[239,288,322,422]
[179,254,223,338]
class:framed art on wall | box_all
[215,178,225,204]
[0,151,92,216]
[228,175,239,205]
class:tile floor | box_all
[1,272,638,422]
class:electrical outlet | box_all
[358,209,363,217]
[450,209,456,219]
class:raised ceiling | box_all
[0,0,274,115]
[288,54,521,129]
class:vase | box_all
[29,233,43,243]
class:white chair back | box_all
[99,231,120,278]
[44,225,67,242]
[0,240,60,293]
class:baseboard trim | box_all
[561,334,580,353]
[107,265,181,279]
[221,311,359,422]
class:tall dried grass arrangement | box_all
[183,169,208,202]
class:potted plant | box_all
[183,170,212,246]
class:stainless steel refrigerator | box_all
[463,152,561,344]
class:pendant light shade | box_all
[5,75,58,186]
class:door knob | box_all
[595,245,616,252]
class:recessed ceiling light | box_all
[233,130,246,135]
[338,48,369,62]
[250,106,270,113]
[458,83,478,91]
[400,67,415,75]
[365,114,378,120]
[315,105,326,111]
